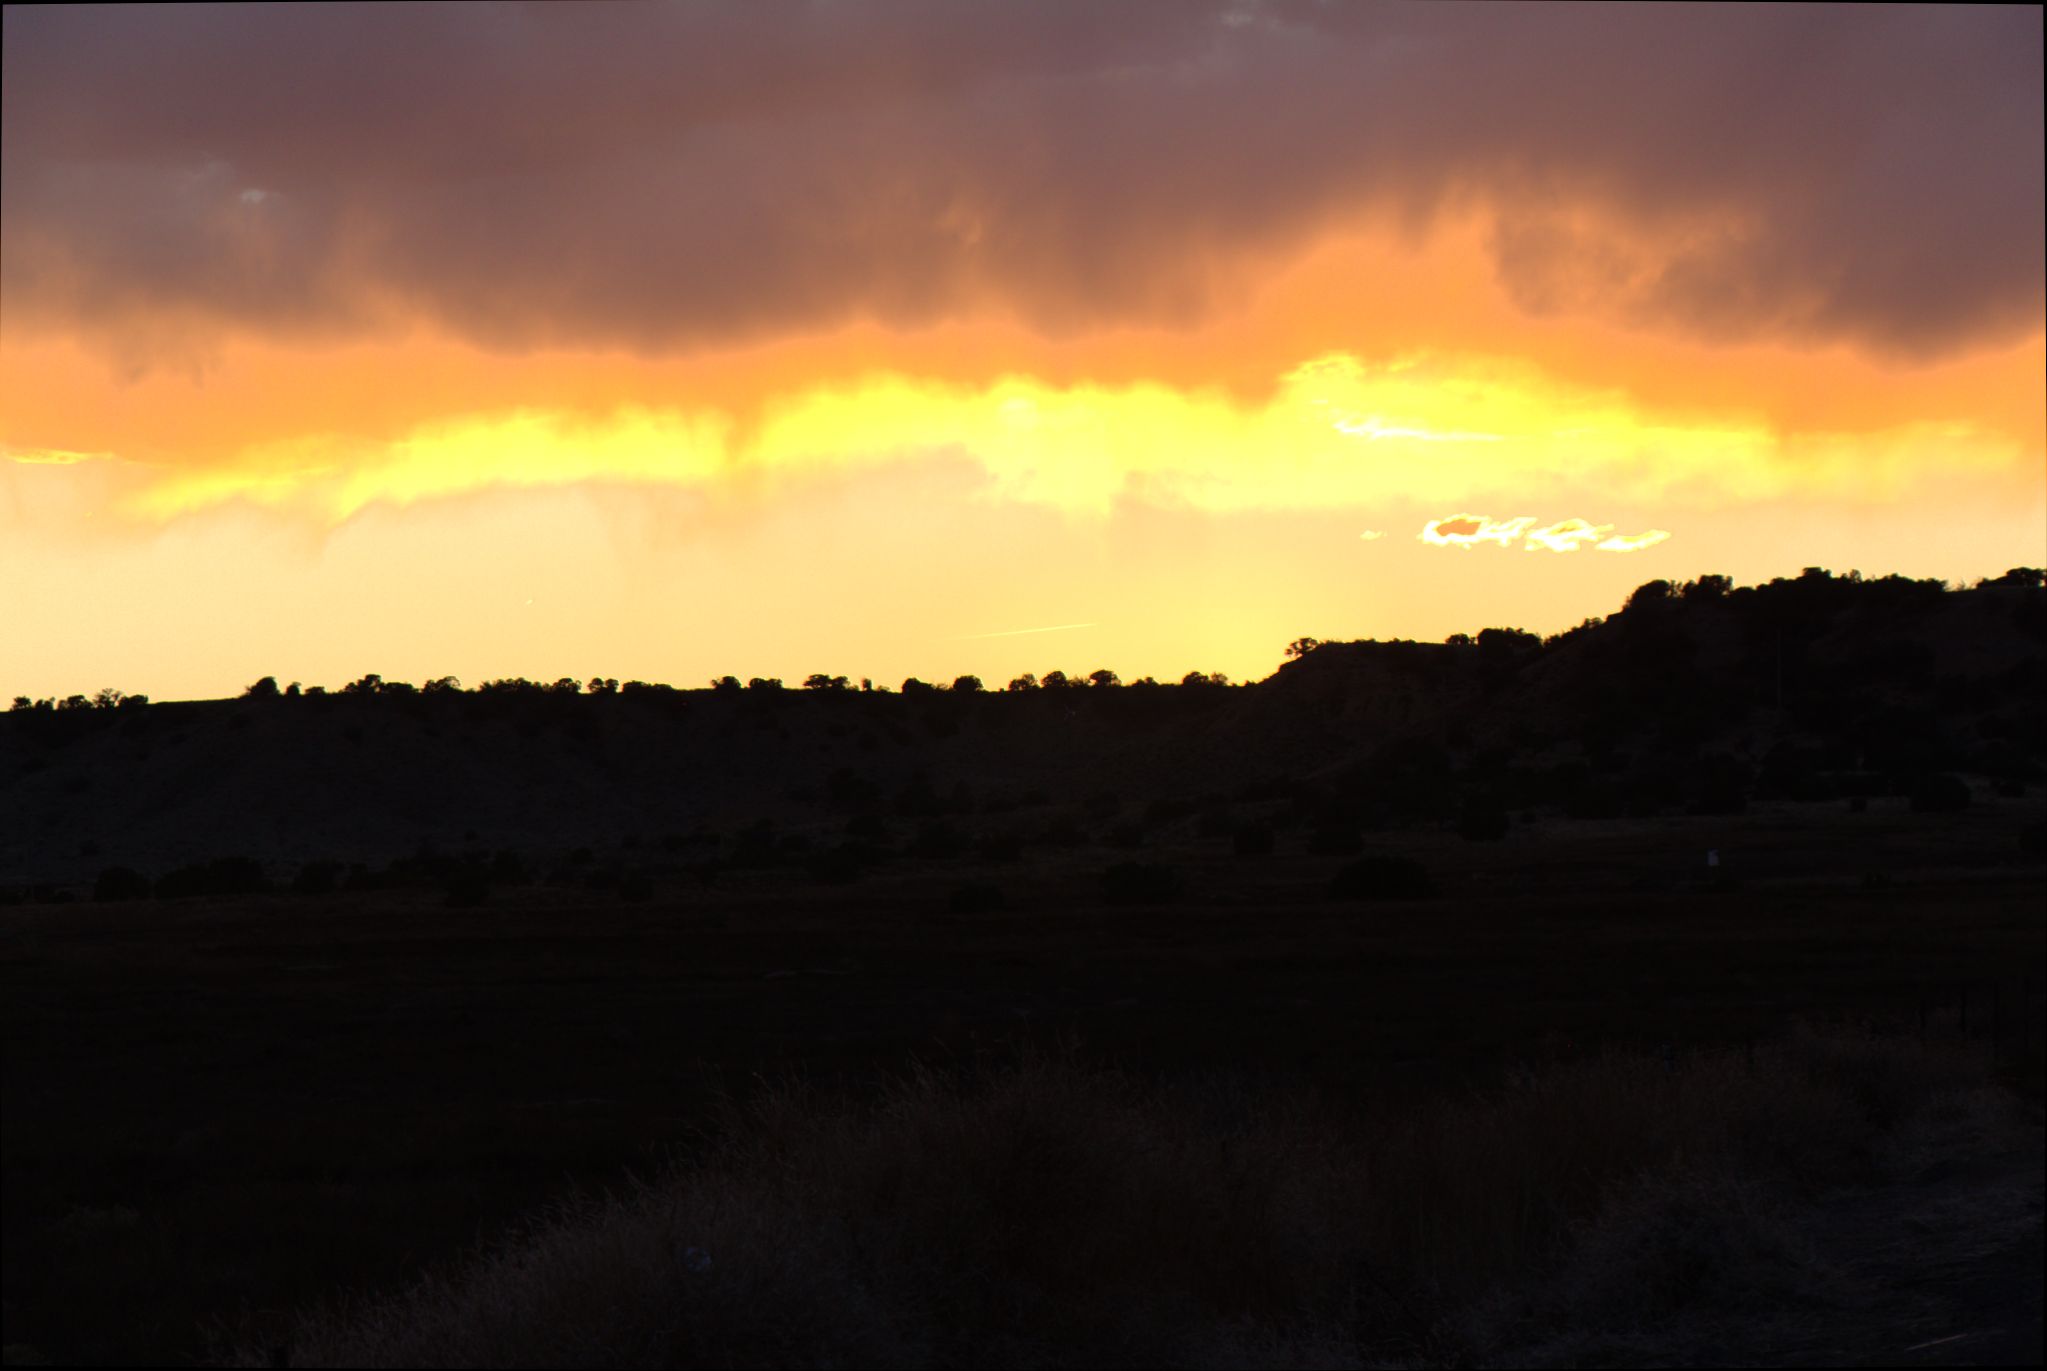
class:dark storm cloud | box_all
[4,2,2039,359]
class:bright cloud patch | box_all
[1420,513,1535,548]
[1594,529,1672,552]
[10,341,2021,533]
[1422,512,1670,553]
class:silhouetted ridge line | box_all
[3,568,2040,888]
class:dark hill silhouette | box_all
[3,569,2040,889]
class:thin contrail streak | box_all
[951,621,1097,641]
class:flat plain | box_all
[3,794,2041,1365]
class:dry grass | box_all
[224,1025,2029,1369]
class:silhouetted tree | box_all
[9,698,29,712]
[1006,673,1039,692]
[1476,627,1540,655]
[243,676,280,699]
[951,675,984,693]
[91,687,126,708]
[746,677,784,692]
[711,675,741,691]
[1683,573,1733,600]
[1088,669,1121,688]
[424,676,463,694]
[343,673,383,695]
[1040,670,1073,689]
[93,866,151,902]
[1285,637,1322,659]
[585,677,618,695]
[1624,580,1674,612]
[804,674,851,691]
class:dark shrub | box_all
[443,867,491,908]
[1307,825,1363,857]
[844,814,894,846]
[92,866,151,902]
[1456,801,1510,842]
[728,821,779,867]
[1143,797,1196,824]
[1105,820,1146,850]
[1038,818,1088,848]
[292,860,343,895]
[976,832,1022,863]
[806,846,870,886]
[911,821,968,859]
[896,775,944,818]
[825,767,879,812]
[1231,821,1275,857]
[155,856,268,900]
[1100,862,1183,905]
[1328,856,1434,901]
[948,882,1008,914]
[1908,773,1971,813]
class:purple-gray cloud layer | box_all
[4,3,2040,359]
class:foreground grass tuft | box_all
[225,1025,2031,1369]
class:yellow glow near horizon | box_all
[58,348,2026,532]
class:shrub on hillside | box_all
[947,882,1008,915]
[1104,819,1147,850]
[1328,855,1433,901]
[1100,861,1183,905]
[1232,820,1276,856]
[154,857,268,900]
[974,831,1022,863]
[911,821,968,860]
[442,866,491,908]
[1456,800,1510,842]
[291,861,343,896]
[1307,825,1364,857]
[92,866,151,902]
[806,845,871,886]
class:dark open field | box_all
[4,795,2042,1365]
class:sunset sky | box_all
[4,3,2042,703]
